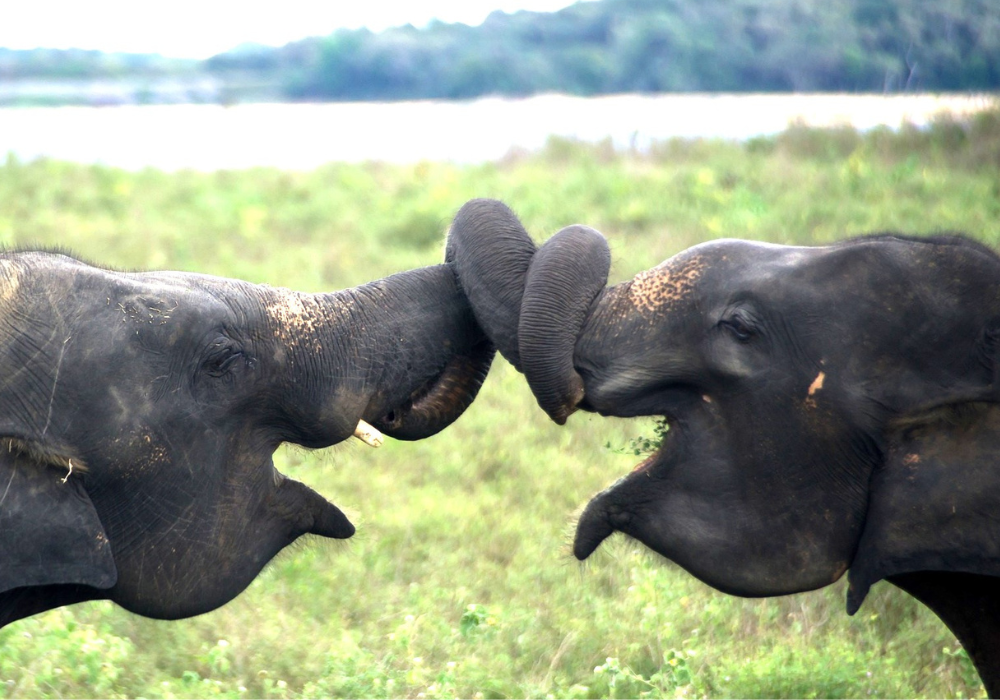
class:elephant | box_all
[446,197,1000,696]
[0,250,492,628]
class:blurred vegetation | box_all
[4,0,1000,106]
[262,0,1000,100]
[0,48,197,80]
[0,111,999,698]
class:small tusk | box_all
[353,420,384,448]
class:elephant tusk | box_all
[353,420,384,448]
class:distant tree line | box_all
[3,0,999,101]
[205,0,1000,99]
[0,48,195,80]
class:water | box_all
[0,93,993,170]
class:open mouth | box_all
[573,416,674,560]
[572,464,649,561]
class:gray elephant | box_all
[448,198,1000,697]
[0,251,492,627]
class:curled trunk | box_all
[519,225,610,423]
[264,263,494,446]
[447,199,610,423]
[446,199,536,371]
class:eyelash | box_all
[720,316,754,342]
[204,342,245,377]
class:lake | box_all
[0,93,994,170]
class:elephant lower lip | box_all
[313,501,356,539]
[573,495,616,560]
[574,420,673,559]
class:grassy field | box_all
[1,109,999,699]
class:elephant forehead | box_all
[628,252,706,317]
[624,240,789,316]
[621,240,828,320]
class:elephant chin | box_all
[573,446,668,561]
[574,492,617,560]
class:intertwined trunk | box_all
[261,263,494,447]
[446,199,610,424]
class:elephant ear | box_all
[0,448,117,594]
[847,403,1000,614]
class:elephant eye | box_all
[719,314,755,342]
[203,340,246,377]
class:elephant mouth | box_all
[572,378,710,560]
[573,417,676,561]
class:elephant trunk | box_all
[263,264,493,447]
[519,225,610,423]
[445,199,537,371]
[447,199,611,423]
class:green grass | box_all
[1,110,999,699]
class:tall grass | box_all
[1,111,999,698]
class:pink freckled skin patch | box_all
[807,371,826,396]
[628,254,705,318]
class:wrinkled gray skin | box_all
[0,252,492,627]
[448,198,1000,697]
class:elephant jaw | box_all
[572,403,862,598]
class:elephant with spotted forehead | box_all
[0,252,492,626]
[447,198,1000,696]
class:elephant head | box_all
[448,198,1000,694]
[0,252,492,626]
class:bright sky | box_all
[0,0,579,58]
